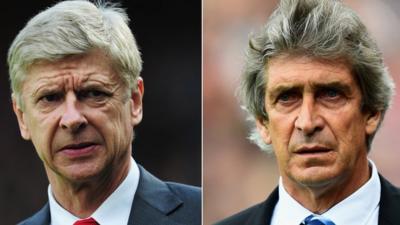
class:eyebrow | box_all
[310,81,353,95]
[267,81,353,100]
[31,83,60,100]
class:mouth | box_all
[61,142,96,150]
[294,145,332,155]
[59,142,99,157]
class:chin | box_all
[290,167,341,188]
[58,165,104,183]
[68,170,99,180]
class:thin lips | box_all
[295,145,331,154]
[60,142,96,151]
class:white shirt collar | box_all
[48,157,140,225]
[271,159,381,225]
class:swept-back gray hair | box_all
[240,0,395,153]
[8,0,142,108]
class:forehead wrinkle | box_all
[84,72,119,86]
[32,69,116,88]
[26,53,122,98]
[78,72,123,95]
[28,71,69,99]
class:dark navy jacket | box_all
[18,166,201,225]
[215,175,400,225]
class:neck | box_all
[47,157,131,218]
[283,158,371,214]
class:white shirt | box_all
[271,160,380,225]
[48,157,140,225]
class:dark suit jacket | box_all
[18,166,201,225]
[215,175,400,225]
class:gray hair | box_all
[240,0,395,153]
[8,0,142,108]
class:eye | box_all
[319,88,341,100]
[78,89,111,101]
[317,87,348,108]
[279,93,291,101]
[276,91,300,105]
[87,90,106,98]
[38,93,62,103]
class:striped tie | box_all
[300,214,335,225]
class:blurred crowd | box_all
[204,0,400,224]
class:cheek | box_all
[27,114,58,160]
[330,112,366,148]
[268,114,295,167]
[112,102,132,132]
[325,110,368,170]
[268,113,296,148]
[98,102,133,146]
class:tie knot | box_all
[301,214,335,225]
[73,217,99,225]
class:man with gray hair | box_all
[216,0,399,224]
[8,1,200,225]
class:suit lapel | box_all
[378,175,400,225]
[22,166,185,225]
[244,187,278,225]
[128,166,184,225]
[263,187,279,225]
[243,176,400,225]
[18,203,50,225]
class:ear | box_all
[365,111,381,135]
[255,118,271,144]
[12,96,31,140]
[130,77,144,126]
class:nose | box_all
[59,93,87,133]
[294,96,323,135]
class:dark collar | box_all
[18,165,186,225]
[216,175,400,225]
[378,174,400,225]
[128,165,184,225]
